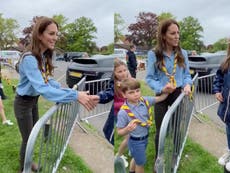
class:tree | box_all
[20,16,43,48]
[179,16,203,52]
[53,14,69,51]
[65,17,97,53]
[127,12,158,49]
[114,13,125,43]
[211,38,228,52]
[0,14,19,49]
[158,12,176,23]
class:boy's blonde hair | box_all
[120,78,140,93]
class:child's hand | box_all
[215,92,223,102]
[155,93,169,103]
[126,119,138,132]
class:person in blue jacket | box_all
[213,41,230,171]
[14,17,98,173]
[97,77,114,145]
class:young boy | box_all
[116,78,168,173]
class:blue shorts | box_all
[128,137,148,166]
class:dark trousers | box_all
[103,106,114,145]
[14,94,39,171]
[154,88,181,159]
[128,68,136,78]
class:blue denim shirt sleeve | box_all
[145,50,164,94]
[48,77,61,89]
[16,55,77,103]
[181,49,193,87]
[212,68,224,94]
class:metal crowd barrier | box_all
[155,74,198,173]
[23,77,86,173]
[193,73,218,115]
[78,78,112,123]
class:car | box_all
[55,54,65,61]
[189,51,227,78]
[189,51,227,92]
[66,54,114,94]
[63,52,88,62]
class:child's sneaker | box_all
[120,155,129,168]
[2,120,13,126]
[218,151,230,166]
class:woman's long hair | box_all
[154,19,185,70]
[27,16,58,75]
[114,58,128,97]
[221,41,230,73]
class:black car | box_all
[189,51,226,78]
[66,54,114,94]
[189,51,226,92]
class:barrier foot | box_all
[192,112,204,123]
[76,120,88,134]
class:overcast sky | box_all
[1,0,230,47]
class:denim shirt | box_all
[145,49,193,94]
[16,54,77,103]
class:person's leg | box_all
[128,139,147,173]
[15,111,34,171]
[0,99,7,122]
[118,135,128,156]
[103,107,114,145]
[154,100,168,158]
[135,165,144,173]
[14,96,37,171]
[226,123,230,150]
[129,158,136,173]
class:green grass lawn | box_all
[0,79,92,173]
[115,81,224,173]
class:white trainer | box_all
[2,120,13,126]
[218,151,230,166]
[226,161,230,171]
[120,155,129,168]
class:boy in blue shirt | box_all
[116,78,168,173]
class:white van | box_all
[0,50,21,65]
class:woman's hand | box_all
[215,92,223,102]
[77,91,98,111]
[183,84,191,96]
[162,83,176,94]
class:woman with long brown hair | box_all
[145,19,192,171]
[14,16,97,173]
